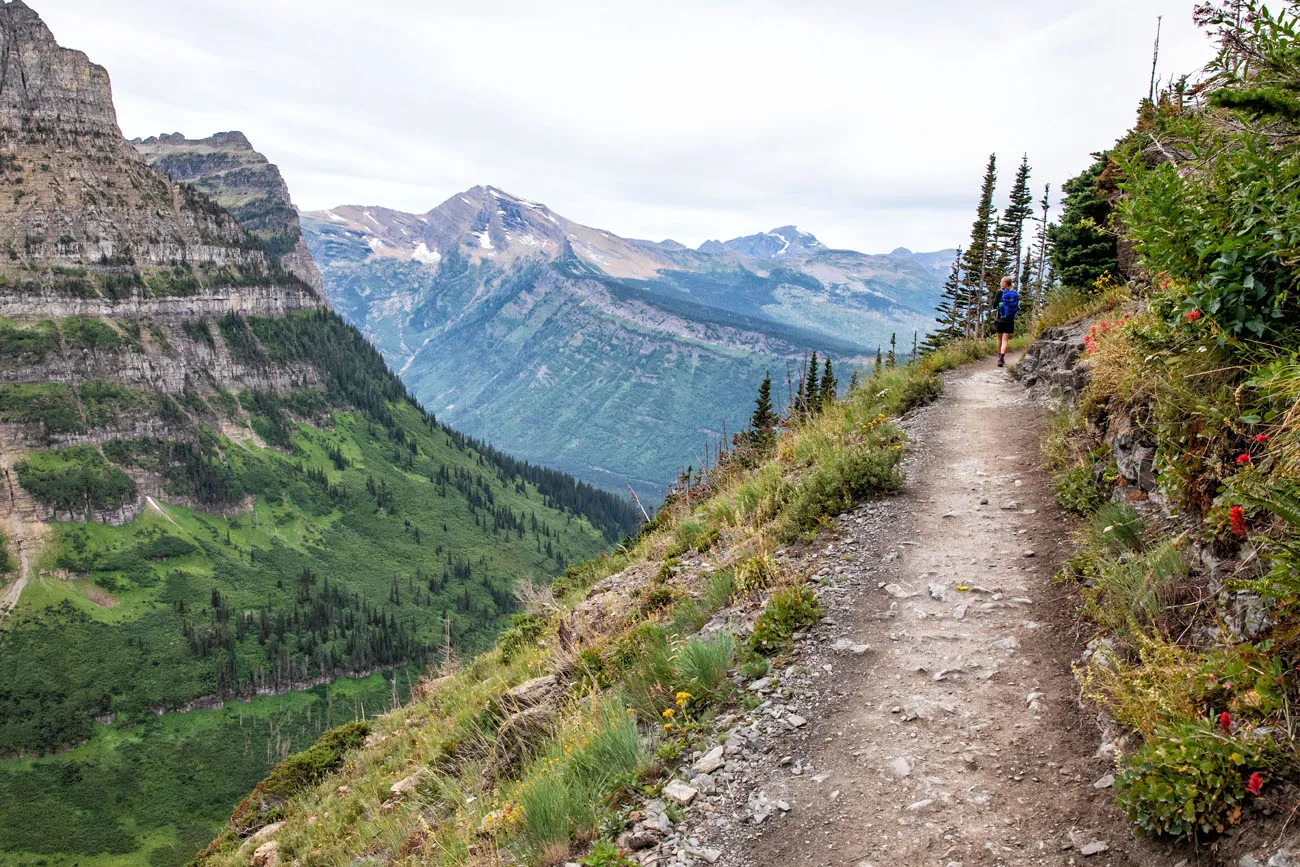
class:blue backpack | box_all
[998,289,1021,320]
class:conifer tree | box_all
[959,154,999,336]
[748,374,779,450]
[805,352,820,410]
[1033,183,1053,309]
[911,331,918,365]
[819,358,836,404]
[887,334,897,369]
[848,369,859,392]
[997,155,1034,293]
[874,347,882,377]
[923,249,965,353]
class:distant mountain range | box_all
[299,187,953,494]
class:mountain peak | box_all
[0,0,119,135]
[702,226,826,260]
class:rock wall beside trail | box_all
[1016,323,1091,408]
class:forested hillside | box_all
[0,5,637,863]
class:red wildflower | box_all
[1230,506,1248,539]
[1185,310,1202,322]
[1237,453,1253,466]
[1247,772,1265,796]
[1255,434,1269,444]
[1219,711,1232,732]
[1089,325,1098,335]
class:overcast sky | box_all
[41,0,1214,254]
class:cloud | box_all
[38,0,1214,252]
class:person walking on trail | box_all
[993,275,1020,368]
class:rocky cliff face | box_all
[0,0,321,313]
[134,131,326,294]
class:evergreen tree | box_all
[887,334,897,369]
[923,249,966,353]
[805,352,820,409]
[997,155,1034,293]
[748,374,779,450]
[1048,154,1119,290]
[848,369,859,392]
[1034,183,1054,309]
[959,154,999,336]
[819,358,837,404]
[874,348,882,377]
[911,331,918,365]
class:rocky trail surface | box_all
[629,356,1205,867]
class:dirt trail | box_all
[703,356,1179,866]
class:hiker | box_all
[993,276,1020,368]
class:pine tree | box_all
[923,249,965,353]
[997,155,1034,293]
[959,154,999,337]
[819,358,836,404]
[805,352,820,410]
[1033,183,1053,310]
[874,348,882,377]
[748,374,779,450]
[887,334,897,369]
[911,331,918,365]
[848,369,859,392]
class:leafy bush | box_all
[780,442,903,538]
[498,613,548,663]
[582,840,638,867]
[226,720,370,836]
[750,585,822,654]
[1116,721,1260,841]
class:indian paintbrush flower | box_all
[1247,772,1265,795]
[1185,310,1202,322]
[1237,453,1253,466]
[1230,506,1249,539]
[1219,711,1232,732]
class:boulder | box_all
[250,840,279,867]
[501,675,559,713]
[483,704,559,784]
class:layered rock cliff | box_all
[134,131,326,294]
[0,0,320,313]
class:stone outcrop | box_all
[1015,323,1092,407]
[134,132,326,295]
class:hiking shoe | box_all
[997,355,1005,367]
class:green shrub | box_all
[582,840,638,867]
[896,372,943,413]
[780,443,903,537]
[226,720,370,835]
[1056,465,1107,514]
[750,585,822,654]
[497,613,547,663]
[1116,721,1261,841]
[1088,539,1187,638]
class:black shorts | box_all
[995,318,1016,335]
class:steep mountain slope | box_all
[0,5,637,864]
[302,187,950,492]
[133,131,325,295]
